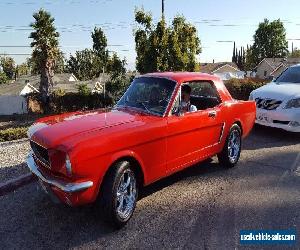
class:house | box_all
[200,62,244,80]
[255,58,283,79]
[270,58,300,79]
[255,58,300,79]
[0,73,78,115]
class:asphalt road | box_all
[0,125,299,249]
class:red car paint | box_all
[28,72,256,206]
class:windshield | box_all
[275,66,300,84]
[117,77,176,116]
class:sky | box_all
[1,0,300,70]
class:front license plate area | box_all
[256,111,270,123]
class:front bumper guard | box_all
[26,152,93,193]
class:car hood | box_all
[29,108,145,148]
[252,82,300,101]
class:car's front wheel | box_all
[98,160,138,228]
[218,124,242,168]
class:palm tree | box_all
[29,9,60,112]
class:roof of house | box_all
[0,73,135,95]
[257,58,300,70]
[52,73,78,84]
[270,58,300,75]
[199,62,239,73]
[0,82,28,95]
[262,58,284,69]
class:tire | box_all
[98,161,138,228]
[217,124,242,168]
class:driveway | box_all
[0,125,299,249]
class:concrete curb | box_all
[0,173,37,197]
[0,138,29,147]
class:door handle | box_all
[208,111,217,118]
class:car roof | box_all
[141,72,221,84]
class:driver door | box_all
[166,82,224,174]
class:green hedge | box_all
[224,78,268,100]
[0,127,28,142]
[50,92,114,113]
[28,92,114,114]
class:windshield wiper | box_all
[136,101,152,113]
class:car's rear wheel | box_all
[217,124,242,168]
[98,160,138,228]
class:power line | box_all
[0,44,129,48]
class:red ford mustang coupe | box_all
[27,72,256,227]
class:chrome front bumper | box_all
[255,108,300,132]
[26,152,93,193]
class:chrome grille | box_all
[30,141,49,167]
[255,98,282,110]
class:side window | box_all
[187,81,221,110]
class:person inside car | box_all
[181,84,197,112]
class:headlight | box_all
[284,98,300,109]
[27,123,48,138]
[65,154,72,176]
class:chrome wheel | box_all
[116,169,137,220]
[227,129,241,163]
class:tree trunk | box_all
[39,60,53,114]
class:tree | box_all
[134,8,201,73]
[29,9,60,111]
[67,49,101,80]
[53,50,66,74]
[232,44,246,70]
[244,46,254,70]
[106,53,128,98]
[92,27,109,68]
[67,26,111,80]
[0,56,15,79]
[16,62,30,77]
[251,19,288,66]
[232,42,236,63]
[107,53,126,79]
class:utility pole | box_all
[162,0,165,18]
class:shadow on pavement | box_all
[243,124,300,150]
[1,131,299,249]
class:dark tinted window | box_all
[188,81,221,99]
[275,66,300,83]
[185,81,221,110]
[117,77,176,116]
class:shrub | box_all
[224,78,268,100]
[28,91,114,114]
[77,83,91,96]
[50,92,114,113]
[0,127,28,142]
[0,71,9,84]
[106,75,131,102]
[53,88,66,96]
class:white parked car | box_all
[249,65,300,132]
